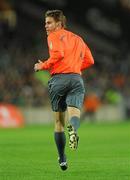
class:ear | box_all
[57,21,62,28]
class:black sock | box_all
[54,132,66,162]
[70,116,80,132]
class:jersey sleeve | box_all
[40,33,64,70]
[81,44,94,71]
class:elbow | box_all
[92,60,94,65]
[90,58,94,65]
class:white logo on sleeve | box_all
[49,41,53,49]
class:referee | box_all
[34,9,94,171]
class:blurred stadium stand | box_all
[0,0,130,122]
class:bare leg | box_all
[67,106,80,132]
[54,111,66,132]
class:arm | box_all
[34,33,64,71]
[35,51,63,71]
[81,45,94,71]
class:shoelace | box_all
[60,162,67,166]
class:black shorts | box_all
[48,73,85,112]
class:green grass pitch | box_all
[0,121,130,180]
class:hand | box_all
[34,60,43,72]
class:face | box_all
[45,17,61,35]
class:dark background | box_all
[0,0,130,117]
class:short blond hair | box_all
[45,10,66,28]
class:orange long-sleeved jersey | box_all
[40,29,94,75]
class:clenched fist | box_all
[34,60,43,72]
